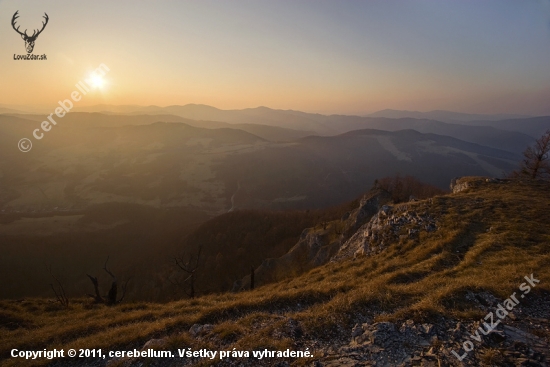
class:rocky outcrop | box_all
[334,203,437,261]
[341,189,392,238]
[189,323,214,337]
[234,176,522,291]
[451,176,516,193]
[233,189,391,291]
[450,177,478,193]
[319,317,549,367]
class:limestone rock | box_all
[189,323,213,337]
[141,338,166,350]
[335,202,438,261]
[233,189,391,291]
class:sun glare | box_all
[87,72,106,89]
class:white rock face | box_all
[334,203,437,261]
[232,189,392,291]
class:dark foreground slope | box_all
[0,204,210,300]
[1,178,549,367]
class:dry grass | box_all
[1,178,549,367]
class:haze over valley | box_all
[1,107,543,215]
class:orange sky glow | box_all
[1,0,549,116]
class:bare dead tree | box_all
[86,257,130,305]
[514,130,550,180]
[173,246,202,298]
[103,257,130,305]
[48,266,69,308]
[86,274,104,303]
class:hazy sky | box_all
[1,0,549,115]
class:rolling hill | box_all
[72,105,549,152]
[0,117,518,214]
[459,116,550,139]
[5,113,314,142]
[366,109,530,123]
[1,177,548,367]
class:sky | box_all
[0,0,549,115]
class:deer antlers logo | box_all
[12,10,49,54]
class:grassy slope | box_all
[1,178,549,366]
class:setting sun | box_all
[87,72,106,89]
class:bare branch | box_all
[87,258,129,305]
[118,278,131,303]
[513,130,550,180]
[167,276,181,287]
[103,256,116,280]
[173,246,202,298]
[48,266,69,308]
[86,274,103,303]
[174,257,193,273]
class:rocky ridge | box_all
[122,288,550,367]
[119,291,550,367]
[334,202,438,261]
[233,189,392,290]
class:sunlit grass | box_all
[1,178,549,366]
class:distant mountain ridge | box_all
[458,116,550,139]
[0,117,518,213]
[71,104,549,150]
[0,108,24,114]
[11,110,538,154]
[367,108,530,123]
[6,112,315,143]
